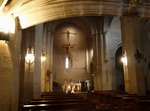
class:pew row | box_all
[87,90,150,111]
[22,102,95,111]
[22,92,98,111]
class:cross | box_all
[63,43,75,57]
[61,31,77,43]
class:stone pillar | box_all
[97,33,103,90]
[120,17,146,95]
[45,30,53,92]
[93,34,98,90]
[33,24,43,98]
[41,27,47,92]
[48,31,53,92]
[93,33,102,90]
[101,32,109,90]
[11,18,25,111]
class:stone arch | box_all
[10,1,127,29]
[115,46,125,91]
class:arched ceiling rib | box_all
[3,0,150,29]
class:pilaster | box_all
[11,18,24,111]
[33,24,43,98]
[93,33,102,90]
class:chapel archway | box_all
[115,46,125,92]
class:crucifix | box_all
[62,30,76,68]
[63,43,75,68]
[63,43,75,59]
[61,31,77,43]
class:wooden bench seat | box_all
[28,109,104,111]
[33,96,83,100]
[41,92,77,97]
[87,90,126,110]
[41,95,78,97]
[137,99,150,111]
[111,95,150,111]
[27,108,105,111]
[22,92,98,111]
[87,91,150,111]
[29,99,89,104]
[22,102,95,111]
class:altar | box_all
[62,82,81,93]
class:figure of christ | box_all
[63,43,75,60]
[61,30,77,44]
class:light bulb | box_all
[121,56,127,65]
[25,48,35,63]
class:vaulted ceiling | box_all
[1,0,150,29]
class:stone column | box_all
[101,32,109,90]
[120,16,145,95]
[93,33,102,90]
[49,31,53,92]
[45,30,50,92]
[93,34,98,90]
[41,27,47,92]
[33,24,43,98]
[11,18,25,111]
[45,30,53,92]
[97,33,103,90]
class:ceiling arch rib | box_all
[0,0,9,11]
[3,0,150,29]
[11,0,124,29]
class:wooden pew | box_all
[87,90,150,111]
[87,91,99,104]
[137,98,150,111]
[42,95,79,98]
[87,90,126,110]
[41,92,81,99]
[27,108,103,111]
[111,95,150,111]
[22,92,97,111]
[29,99,88,104]
[22,102,95,111]
[33,96,83,101]
[111,95,137,111]
[41,92,76,97]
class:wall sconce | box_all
[121,56,127,65]
[41,53,46,62]
[25,47,35,64]
[134,50,143,63]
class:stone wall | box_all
[102,17,122,90]
[141,21,150,92]
[0,41,13,111]
[53,23,90,85]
